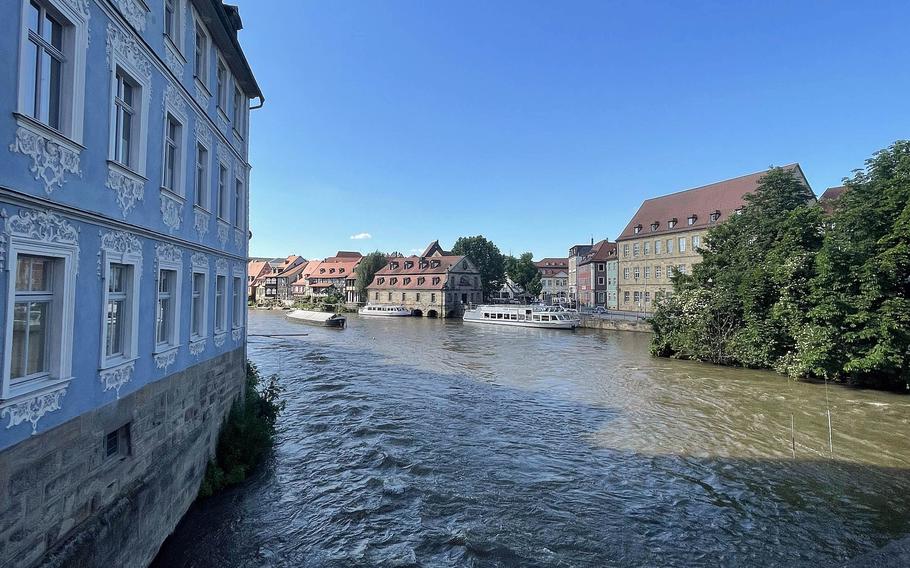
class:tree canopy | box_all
[452,235,506,301]
[506,252,542,299]
[651,142,910,390]
[354,251,388,300]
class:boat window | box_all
[510,314,517,320]
[518,314,525,320]
[533,315,540,321]
[484,313,489,318]
[542,315,550,321]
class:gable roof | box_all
[421,240,451,257]
[308,257,361,279]
[617,164,809,241]
[247,260,270,280]
[578,239,617,265]
[819,185,846,214]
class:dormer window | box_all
[650,222,659,232]
[734,207,743,215]
[432,276,440,286]
[687,214,697,226]
[377,277,385,284]
[390,262,399,270]
[329,268,335,273]
[419,261,428,269]
[319,268,325,274]
[404,277,411,285]
[390,277,398,285]
[668,218,677,229]
[431,260,440,268]
[633,224,642,234]
[417,277,425,285]
[709,210,720,223]
[339,268,345,273]
[404,261,413,269]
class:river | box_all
[152,309,910,567]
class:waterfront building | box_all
[274,255,305,301]
[305,251,362,301]
[367,241,481,317]
[616,165,810,312]
[567,243,593,306]
[0,1,262,566]
[247,258,271,301]
[289,260,318,298]
[606,258,618,309]
[491,277,534,304]
[576,239,617,308]
[536,257,568,304]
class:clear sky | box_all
[235,0,910,260]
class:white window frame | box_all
[107,57,151,177]
[194,133,211,211]
[2,238,77,401]
[163,0,185,54]
[192,13,210,95]
[233,176,243,227]
[214,262,227,335]
[216,55,229,115]
[232,265,245,330]
[155,256,182,354]
[15,0,89,144]
[99,252,141,371]
[232,85,246,139]
[678,237,687,253]
[161,110,187,197]
[190,268,208,340]
[216,160,230,221]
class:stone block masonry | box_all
[0,348,246,568]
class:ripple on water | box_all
[151,311,910,568]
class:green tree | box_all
[506,252,543,299]
[650,167,823,370]
[355,251,388,302]
[452,235,506,301]
[796,141,910,389]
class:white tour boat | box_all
[462,305,578,329]
[358,304,412,317]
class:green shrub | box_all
[198,361,285,498]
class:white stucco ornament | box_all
[1,386,67,434]
[194,209,210,240]
[9,127,82,194]
[106,168,145,218]
[100,360,134,398]
[154,349,178,372]
[161,192,183,232]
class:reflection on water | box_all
[153,310,910,567]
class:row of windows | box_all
[622,265,688,280]
[631,211,725,235]
[621,290,671,305]
[622,235,702,258]
[6,242,242,400]
[16,0,247,227]
[542,278,567,286]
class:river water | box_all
[152,310,910,567]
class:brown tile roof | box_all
[329,251,363,260]
[368,252,476,290]
[616,164,807,241]
[579,239,617,265]
[247,260,270,280]
[308,258,361,279]
[535,258,568,268]
[819,185,846,214]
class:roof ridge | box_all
[639,164,799,203]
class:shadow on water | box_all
[151,312,910,567]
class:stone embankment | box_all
[578,315,652,333]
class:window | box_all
[164,0,178,43]
[633,243,640,257]
[215,275,226,333]
[623,244,629,257]
[431,293,436,302]
[10,255,54,383]
[103,263,137,363]
[633,291,641,303]
[668,218,677,229]
[105,423,131,460]
[191,272,206,338]
[678,237,687,253]
[217,164,228,219]
[216,59,227,111]
[233,178,243,226]
[655,240,661,254]
[633,225,641,234]
[162,114,182,193]
[623,268,630,280]
[688,215,697,226]
[692,235,701,249]
[624,291,630,303]
[650,222,659,231]
[374,292,379,300]
[194,142,208,208]
[598,263,605,271]
[644,267,651,279]
[655,265,662,279]
[666,239,673,253]
[113,69,138,168]
[156,269,179,349]
[22,2,65,131]
[633,267,640,279]
[644,291,651,303]
[387,292,392,301]
[597,277,605,285]
[709,210,721,223]
[643,242,650,255]
[194,23,207,84]
[401,293,406,301]
[233,86,245,135]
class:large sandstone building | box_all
[616,165,809,312]
[367,241,482,317]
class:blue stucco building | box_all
[0,1,262,565]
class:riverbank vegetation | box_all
[651,141,910,390]
[199,361,285,497]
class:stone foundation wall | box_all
[0,347,246,568]
[578,316,653,333]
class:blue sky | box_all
[236,0,910,260]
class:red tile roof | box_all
[328,251,363,261]
[308,258,361,279]
[819,186,846,214]
[368,246,477,290]
[616,164,808,241]
[578,239,617,265]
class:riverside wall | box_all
[578,315,653,333]
[0,348,246,568]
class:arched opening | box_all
[427,310,438,318]
[412,309,423,317]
